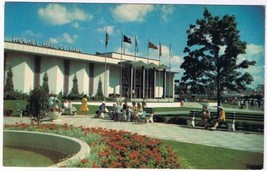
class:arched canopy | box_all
[118,60,168,69]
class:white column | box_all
[154,68,156,99]
[142,66,145,98]
[130,66,133,100]
[163,69,166,99]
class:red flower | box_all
[80,158,88,164]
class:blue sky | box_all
[2,1,265,89]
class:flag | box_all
[159,43,162,56]
[105,32,109,48]
[123,35,132,44]
[135,37,138,53]
[148,41,158,50]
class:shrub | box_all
[95,78,104,100]
[4,66,15,99]
[3,109,13,116]
[28,86,49,118]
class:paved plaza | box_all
[3,115,264,153]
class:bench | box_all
[141,107,155,123]
[189,110,264,131]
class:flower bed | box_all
[4,123,180,168]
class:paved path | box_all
[3,116,264,153]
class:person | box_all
[130,101,138,122]
[115,102,123,121]
[136,102,144,122]
[80,94,89,117]
[109,103,117,120]
[211,106,226,130]
[62,99,77,115]
[201,105,210,126]
[68,100,77,115]
[48,94,55,109]
[240,99,244,110]
[63,100,69,109]
[122,101,131,122]
[142,98,147,108]
[95,101,107,118]
[51,98,61,112]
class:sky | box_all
[2,0,266,89]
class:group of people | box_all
[95,100,147,122]
[48,94,77,115]
[111,101,146,122]
[201,105,226,130]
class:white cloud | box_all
[48,33,78,44]
[21,30,42,39]
[246,44,264,57]
[112,4,154,22]
[48,38,58,44]
[97,25,115,35]
[38,4,93,25]
[63,33,74,43]
[160,5,174,22]
[72,22,80,29]
[159,44,183,73]
[238,44,264,63]
[115,44,134,55]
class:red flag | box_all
[148,41,158,50]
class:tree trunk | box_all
[215,48,221,115]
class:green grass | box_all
[154,107,199,112]
[161,139,263,169]
[3,100,263,116]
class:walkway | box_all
[3,115,264,153]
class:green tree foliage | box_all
[180,8,256,106]
[95,78,104,100]
[71,74,79,94]
[28,86,49,118]
[4,66,15,99]
[42,72,49,94]
[68,74,80,100]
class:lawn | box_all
[3,100,197,116]
[4,99,264,117]
[162,140,263,169]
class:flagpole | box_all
[147,39,149,99]
[120,32,123,101]
[158,42,160,102]
[168,45,172,102]
[104,27,107,101]
[134,35,137,101]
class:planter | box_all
[3,130,90,167]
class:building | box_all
[4,40,176,100]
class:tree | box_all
[4,66,15,99]
[71,74,79,94]
[42,72,49,94]
[95,78,104,100]
[180,8,256,108]
[68,74,80,100]
[28,86,49,124]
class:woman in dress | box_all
[80,94,89,117]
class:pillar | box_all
[64,60,70,95]
[34,56,41,88]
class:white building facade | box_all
[4,41,175,100]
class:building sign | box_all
[11,37,82,53]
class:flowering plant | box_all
[4,123,180,168]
